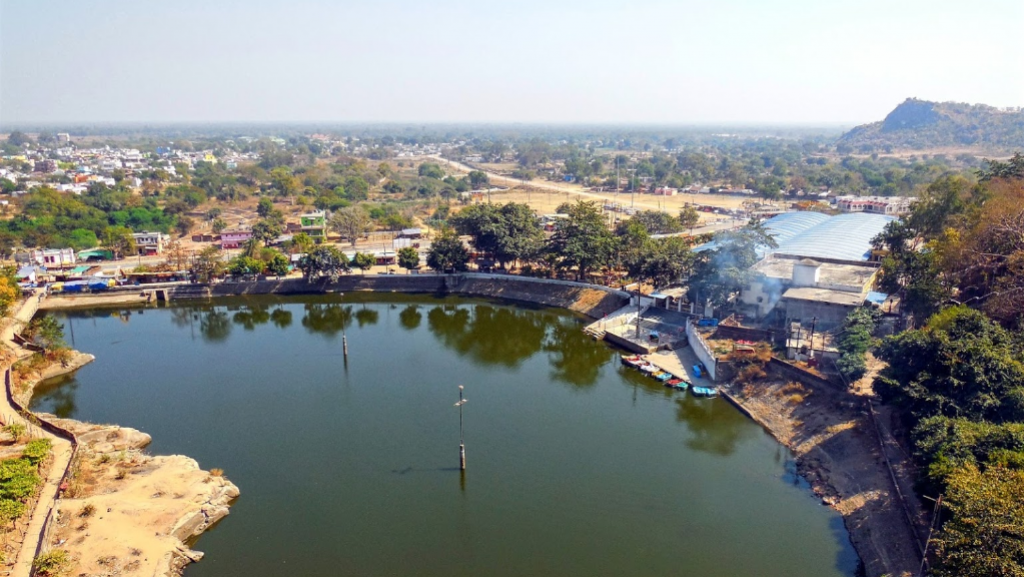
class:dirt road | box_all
[2,291,76,577]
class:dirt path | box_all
[1,291,76,577]
[726,379,925,577]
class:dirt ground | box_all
[42,420,238,577]
[727,379,927,577]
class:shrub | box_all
[0,458,41,500]
[79,504,96,518]
[3,423,25,443]
[33,549,71,576]
[736,364,767,384]
[209,468,224,477]
[22,438,51,465]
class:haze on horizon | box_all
[1,0,1021,127]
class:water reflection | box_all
[354,307,379,327]
[270,308,292,329]
[30,374,77,418]
[398,306,422,331]
[675,395,753,456]
[427,305,546,368]
[233,305,271,330]
[301,303,353,337]
[543,323,612,388]
[200,310,232,342]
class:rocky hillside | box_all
[838,98,1024,152]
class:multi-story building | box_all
[29,248,76,268]
[299,210,328,241]
[33,159,58,173]
[220,228,253,249]
[132,231,170,255]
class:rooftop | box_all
[781,287,866,306]
[753,256,879,289]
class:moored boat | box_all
[666,378,688,391]
[620,355,643,367]
[691,386,719,398]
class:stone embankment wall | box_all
[45,274,631,321]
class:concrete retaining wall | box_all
[44,274,631,321]
[766,357,840,390]
[685,322,718,381]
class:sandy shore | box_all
[724,380,925,577]
[39,419,239,577]
[6,332,238,576]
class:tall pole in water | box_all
[454,385,467,470]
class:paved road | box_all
[2,291,75,577]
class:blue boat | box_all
[691,386,719,398]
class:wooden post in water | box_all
[343,334,348,357]
[455,385,467,470]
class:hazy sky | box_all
[1,0,1021,125]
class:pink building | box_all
[220,228,253,249]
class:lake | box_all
[32,295,858,577]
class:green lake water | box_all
[32,295,858,577]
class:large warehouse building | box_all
[733,212,897,328]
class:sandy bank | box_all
[41,419,239,577]
[10,348,238,577]
[724,380,925,577]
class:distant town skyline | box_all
[1,0,1021,125]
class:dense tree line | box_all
[869,155,1024,575]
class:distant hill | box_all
[838,98,1024,152]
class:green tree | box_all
[175,215,195,237]
[5,131,32,147]
[932,464,1024,577]
[103,226,137,259]
[398,247,420,272]
[835,307,879,382]
[251,220,282,246]
[256,197,274,218]
[628,237,694,289]
[192,246,225,282]
[25,315,66,351]
[427,227,469,273]
[548,200,615,281]
[228,256,265,277]
[264,251,290,277]
[451,202,543,269]
[299,245,349,281]
[468,170,489,189]
[270,167,300,198]
[352,252,375,274]
[344,176,370,201]
[67,229,99,251]
[621,210,683,235]
[289,232,315,255]
[874,306,1024,423]
[211,218,227,234]
[329,206,373,247]
[679,206,701,230]
[418,163,445,179]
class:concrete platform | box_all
[645,346,714,386]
